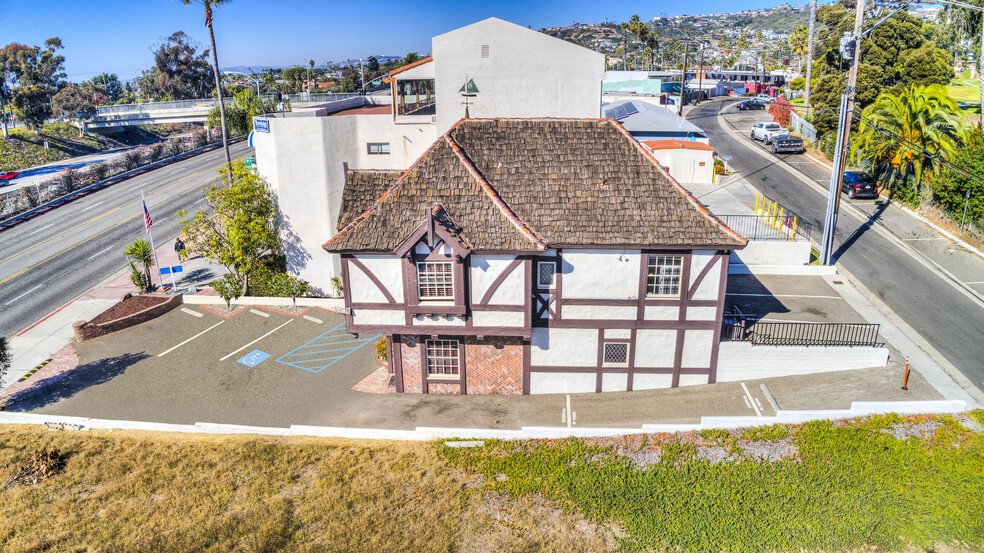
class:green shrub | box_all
[375,338,387,361]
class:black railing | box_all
[722,312,881,347]
[717,214,813,242]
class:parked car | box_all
[756,93,773,103]
[0,170,18,184]
[751,122,785,142]
[841,171,879,199]
[736,100,765,111]
[769,132,806,154]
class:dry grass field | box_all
[0,426,612,553]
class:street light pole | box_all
[678,38,691,117]
[819,0,865,266]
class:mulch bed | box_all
[88,295,169,325]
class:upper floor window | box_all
[396,78,436,116]
[426,339,460,376]
[646,255,683,296]
[367,142,390,155]
[417,261,453,300]
[536,261,556,289]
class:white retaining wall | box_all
[181,295,345,310]
[731,240,812,266]
[716,342,890,381]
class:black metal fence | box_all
[717,214,813,242]
[722,312,881,347]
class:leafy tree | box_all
[789,77,806,90]
[930,127,984,228]
[404,52,421,64]
[206,88,275,136]
[366,56,379,72]
[143,32,213,100]
[124,238,156,291]
[0,335,10,386]
[854,84,966,198]
[180,160,278,295]
[211,273,243,309]
[181,0,234,175]
[282,66,306,83]
[52,83,106,136]
[0,38,67,133]
[88,73,124,102]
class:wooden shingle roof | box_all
[325,119,746,253]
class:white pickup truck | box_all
[750,122,785,142]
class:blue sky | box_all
[4,0,801,80]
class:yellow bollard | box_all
[791,216,797,238]
[777,207,784,230]
[755,194,761,216]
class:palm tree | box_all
[627,15,649,70]
[789,25,808,73]
[124,239,156,291]
[646,35,660,70]
[804,0,818,108]
[182,0,233,175]
[855,84,966,194]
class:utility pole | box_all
[696,42,706,105]
[804,0,817,107]
[678,38,691,117]
[360,58,365,94]
[819,0,865,266]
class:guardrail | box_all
[717,214,813,241]
[722,312,881,347]
[96,98,236,116]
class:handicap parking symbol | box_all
[238,349,271,367]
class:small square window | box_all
[426,339,459,376]
[367,142,390,155]
[602,342,628,367]
[646,255,683,296]
[537,262,556,289]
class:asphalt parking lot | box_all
[5,297,940,430]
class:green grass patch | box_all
[442,412,984,552]
[945,82,981,103]
[0,123,113,172]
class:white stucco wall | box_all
[471,311,525,327]
[689,252,722,302]
[561,305,637,320]
[644,305,679,320]
[470,255,524,305]
[349,255,404,303]
[681,329,714,368]
[562,250,640,299]
[530,327,598,366]
[648,148,715,186]
[632,373,673,390]
[731,241,812,266]
[634,329,677,368]
[716,343,890,381]
[602,373,628,392]
[412,315,466,327]
[678,374,710,387]
[432,18,605,132]
[352,309,405,325]
[530,372,596,394]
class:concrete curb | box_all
[181,295,344,310]
[0,400,966,441]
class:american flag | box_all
[142,200,153,233]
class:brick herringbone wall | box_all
[464,336,523,395]
[428,382,461,395]
[401,336,422,393]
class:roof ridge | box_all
[322,136,450,250]
[609,119,748,245]
[442,133,548,250]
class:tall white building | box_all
[252,18,605,294]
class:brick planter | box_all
[73,294,182,342]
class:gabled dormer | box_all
[397,204,471,318]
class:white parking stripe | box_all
[180,307,204,318]
[741,382,762,417]
[303,315,323,324]
[220,319,294,361]
[158,320,224,356]
[249,308,270,318]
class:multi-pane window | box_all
[367,142,390,155]
[537,261,556,289]
[646,255,683,296]
[426,339,460,376]
[602,342,629,367]
[417,261,454,299]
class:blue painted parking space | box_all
[238,349,271,367]
[275,322,380,374]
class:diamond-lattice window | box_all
[603,342,628,366]
[537,261,556,289]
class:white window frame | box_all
[536,261,556,289]
[425,339,460,377]
[367,142,390,155]
[646,255,683,297]
[602,342,629,367]
[416,261,454,300]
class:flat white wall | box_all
[689,252,721,301]
[471,311,525,327]
[350,255,404,303]
[470,255,524,305]
[731,241,812,266]
[649,148,715,186]
[561,305,637,320]
[716,343,890,381]
[634,329,677,368]
[352,309,405,325]
[530,372,596,394]
[562,250,640,299]
[681,330,714,368]
[602,373,628,392]
[432,18,605,132]
[412,315,466,327]
[530,327,597,366]
[633,373,673,390]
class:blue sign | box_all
[159,265,183,276]
[254,119,270,133]
[238,349,271,367]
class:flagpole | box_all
[142,192,163,290]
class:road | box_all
[1,147,136,193]
[688,98,984,392]
[0,142,253,336]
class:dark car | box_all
[736,100,765,111]
[841,171,879,199]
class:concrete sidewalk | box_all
[3,242,225,388]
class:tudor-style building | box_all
[325,118,747,395]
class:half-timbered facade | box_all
[325,118,747,394]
